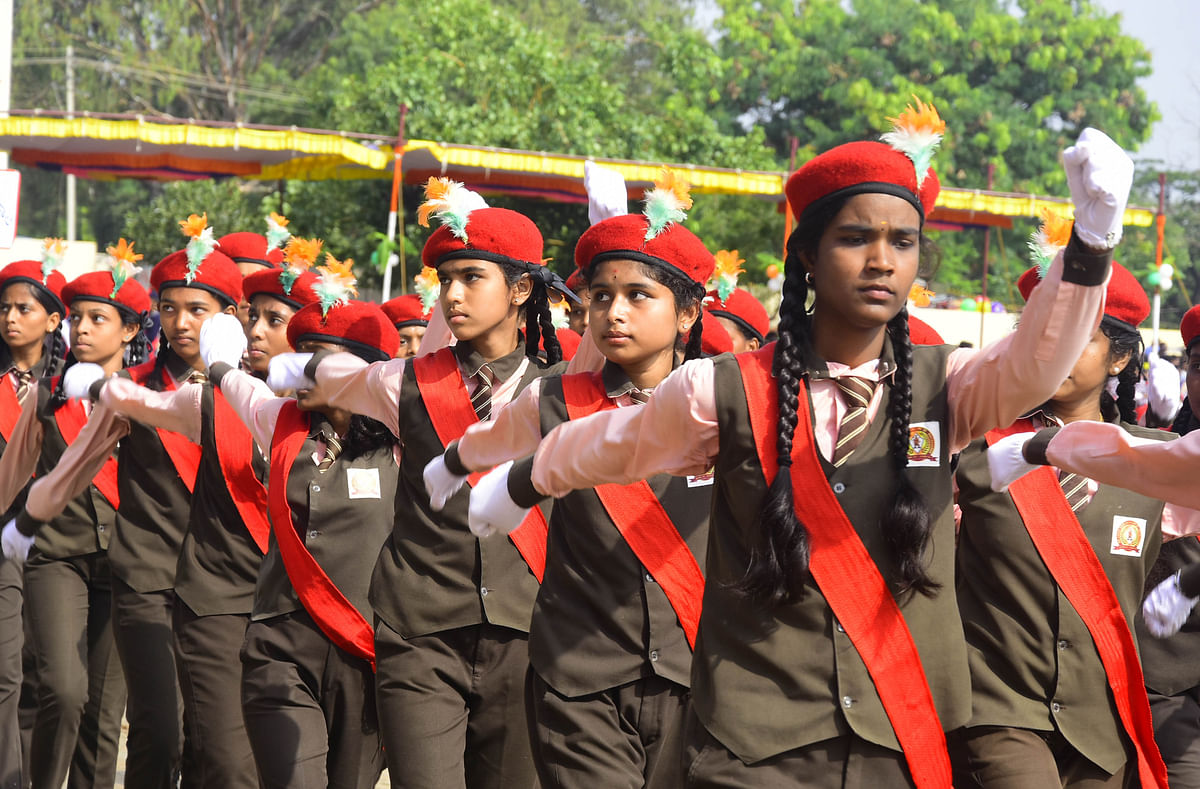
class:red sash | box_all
[986,421,1168,789]
[269,403,375,669]
[128,362,201,493]
[212,387,271,553]
[50,376,120,510]
[0,375,21,443]
[736,348,952,788]
[561,372,704,648]
[411,348,547,581]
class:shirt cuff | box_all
[444,441,470,477]
[1061,230,1112,286]
[1023,426,1061,466]
[507,455,546,509]
[15,510,45,538]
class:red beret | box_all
[699,314,734,356]
[565,268,587,294]
[1181,305,1200,350]
[574,214,714,291]
[705,287,769,342]
[1018,260,1149,328]
[907,314,944,345]
[151,249,243,307]
[381,294,431,328]
[785,141,939,225]
[421,207,543,270]
[62,271,151,317]
[218,232,283,269]
[287,300,400,363]
[242,268,319,309]
[0,260,67,314]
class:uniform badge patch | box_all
[687,468,715,487]
[1110,516,1146,557]
[906,421,940,468]
[346,467,382,499]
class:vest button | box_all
[307,530,319,539]
[312,485,321,493]
[480,587,489,597]
[1051,701,1063,712]
[832,482,846,494]
[645,573,655,584]
[842,695,854,708]
[835,621,845,633]
[1057,640,1070,650]
[649,650,659,662]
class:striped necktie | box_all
[1059,469,1090,512]
[317,431,343,472]
[628,388,650,405]
[471,365,494,422]
[831,376,876,467]
[12,369,32,401]
[187,370,208,385]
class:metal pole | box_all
[381,104,408,301]
[0,0,12,170]
[1151,173,1167,353]
[979,162,995,347]
[65,44,76,241]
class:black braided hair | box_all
[341,414,398,461]
[1097,316,1143,425]
[496,261,562,365]
[145,338,176,392]
[882,309,938,597]
[45,328,67,372]
[583,258,706,361]
[47,351,78,411]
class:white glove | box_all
[986,431,1039,492]
[1061,127,1134,249]
[1145,352,1182,423]
[267,352,315,393]
[1,519,34,564]
[63,362,107,401]
[467,460,530,538]
[199,313,248,370]
[584,161,628,226]
[1143,571,1199,638]
[424,453,468,512]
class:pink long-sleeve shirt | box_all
[526,253,1107,498]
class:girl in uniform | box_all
[56,215,265,789]
[451,109,1128,787]
[266,179,571,789]
[0,251,154,789]
[704,251,769,354]
[425,173,714,788]
[0,247,65,789]
[197,262,399,788]
[11,242,320,789]
[381,290,432,359]
[953,238,1170,788]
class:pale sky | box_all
[1093,0,1200,169]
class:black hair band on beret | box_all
[707,307,765,343]
[394,319,429,330]
[1100,313,1142,340]
[587,250,707,300]
[2,275,66,315]
[436,249,582,305]
[230,256,276,268]
[67,294,145,329]
[247,291,305,311]
[799,181,926,229]
[294,332,390,365]
[155,279,239,310]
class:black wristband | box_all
[303,349,333,382]
[1023,426,1061,466]
[1179,565,1200,599]
[209,362,234,386]
[1061,230,1112,287]
[14,510,44,538]
[506,455,547,509]
[443,442,470,477]
[88,378,106,402]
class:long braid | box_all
[532,284,562,365]
[145,338,173,392]
[48,351,77,411]
[1098,318,1142,425]
[684,309,704,361]
[882,310,938,597]
[734,236,816,606]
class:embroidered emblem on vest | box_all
[687,468,715,487]
[347,467,382,499]
[906,421,940,467]
[1110,516,1146,557]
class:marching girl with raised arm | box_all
[446,105,1128,787]
[0,248,157,789]
[46,215,269,789]
[197,261,400,788]
[6,236,320,789]
[266,180,574,789]
[425,172,713,788]
[0,246,66,789]
[953,224,1170,788]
